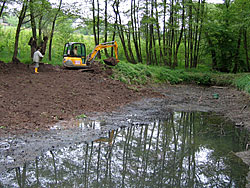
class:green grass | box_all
[113,61,218,85]
[76,114,87,119]
[234,74,250,94]
[113,61,250,95]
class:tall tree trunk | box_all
[48,0,62,61]
[168,0,174,67]
[188,0,193,68]
[92,0,101,59]
[243,28,250,72]
[148,0,154,65]
[155,0,163,65]
[194,0,205,68]
[12,0,28,63]
[137,0,142,63]
[29,0,37,40]
[92,0,97,45]
[145,0,149,64]
[184,25,188,68]
[192,0,204,68]
[97,0,100,45]
[173,0,185,68]
[193,0,200,68]
[127,25,136,63]
[153,28,158,65]
[104,0,109,58]
[29,0,37,58]
[0,0,6,17]
[131,0,141,63]
[163,0,167,65]
[111,1,118,57]
[113,0,134,63]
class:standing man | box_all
[33,47,44,74]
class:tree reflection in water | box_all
[1,112,248,187]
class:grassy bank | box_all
[112,61,250,95]
[234,74,250,94]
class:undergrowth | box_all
[234,74,250,94]
[112,61,250,95]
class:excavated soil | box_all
[0,61,162,136]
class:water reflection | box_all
[0,112,248,187]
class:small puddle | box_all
[0,112,248,187]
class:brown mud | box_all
[0,61,161,136]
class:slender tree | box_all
[131,0,142,63]
[187,0,193,68]
[173,0,185,68]
[12,0,28,63]
[92,0,101,58]
[154,0,163,65]
[148,0,154,65]
[29,0,37,40]
[113,0,135,63]
[48,0,62,61]
[104,0,109,57]
[111,1,118,57]
[0,0,6,17]
[92,0,97,45]
[162,0,167,64]
[243,28,250,71]
[28,0,37,58]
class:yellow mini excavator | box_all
[62,41,119,68]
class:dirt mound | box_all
[89,61,113,76]
[0,61,161,136]
[0,61,28,73]
[0,61,62,74]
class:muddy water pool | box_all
[0,111,248,187]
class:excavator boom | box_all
[86,41,119,66]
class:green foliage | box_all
[203,1,250,73]
[4,15,18,27]
[0,26,15,62]
[112,61,249,90]
[113,61,149,85]
[234,74,250,94]
[76,114,87,119]
[153,68,183,84]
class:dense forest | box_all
[0,0,250,73]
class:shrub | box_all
[234,74,250,94]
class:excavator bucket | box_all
[103,57,119,66]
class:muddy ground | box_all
[0,61,162,136]
[0,61,249,184]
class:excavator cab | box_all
[63,42,87,68]
[63,41,119,68]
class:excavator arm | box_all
[86,41,119,66]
